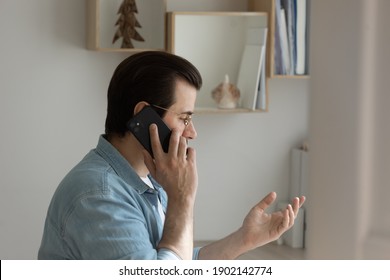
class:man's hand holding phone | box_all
[143,124,198,202]
[143,124,198,260]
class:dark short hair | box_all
[105,51,202,137]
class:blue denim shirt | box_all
[38,135,200,260]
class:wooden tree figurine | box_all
[112,0,145,48]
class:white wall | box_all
[0,0,309,259]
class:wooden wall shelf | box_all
[167,12,269,112]
[87,0,166,52]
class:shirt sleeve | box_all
[158,248,182,260]
[62,189,175,260]
[192,247,202,260]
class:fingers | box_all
[149,124,189,160]
[299,196,306,207]
[168,128,189,159]
[177,135,188,159]
[285,196,306,228]
[280,204,294,230]
[186,147,196,163]
[149,124,164,157]
[287,204,294,227]
[292,197,300,217]
[291,196,306,217]
[256,192,277,212]
[280,207,288,229]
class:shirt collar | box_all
[95,135,151,194]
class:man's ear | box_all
[133,101,149,115]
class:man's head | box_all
[105,51,202,138]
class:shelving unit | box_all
[86,0,166,52]
[167,12,268,113]
[248,0,309,78]
[86,1,308,112]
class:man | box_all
[38,51,305,259]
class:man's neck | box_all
[107,133,149,177]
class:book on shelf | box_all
[237,27,268,110]
[304,0,310,75]
[256,43,267,110]
[256,28,268,110]
[282,0,296,75]
[274,0,287,75]
[274,0,308,75]
[279,8,291,74]
[295,0,307,75]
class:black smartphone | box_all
[127,106,171,157]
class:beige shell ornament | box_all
[211,74,240,109]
